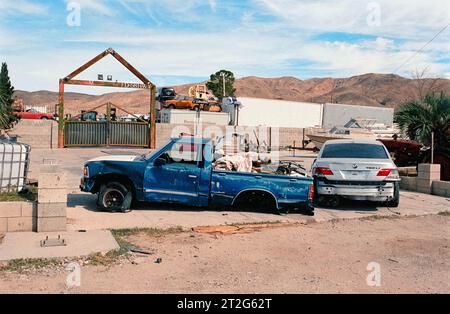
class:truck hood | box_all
[87,155,140,163]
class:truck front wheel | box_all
[97,182,132,213]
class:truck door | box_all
[143,141,202,205]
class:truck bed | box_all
[210,169,313,210]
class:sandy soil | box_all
[0,215,448,293]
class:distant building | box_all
[322,103,394,127]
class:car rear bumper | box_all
[316,180,395,198]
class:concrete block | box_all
[37,203,66,218]
[39,165,61,174]
[0,202,22,218]
[432,181,450,197]
[7,217,34,232]
[0,218,7,233]
[37,217,67,232]
[38,173,67,189]
[38,188,67,203]
[400,176,417,191]
[418,170,441,180]
[21,202,36,217]
[416,178,432,194]
[418,163,441,174]
[432,188,447,197]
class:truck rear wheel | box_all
[97,182,132,212]
[233,190,277,212]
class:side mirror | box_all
[154,158,166,167]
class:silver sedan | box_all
[311,139,400,207]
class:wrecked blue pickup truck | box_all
[80,137,314,215]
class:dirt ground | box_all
[0,214,448,293]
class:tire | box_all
[193,106,200,111]
[233,190,277,212]
[386,181,400,208]
[168,105,175,110]
[40,116,48,120]
[317,195,341,208]
[97,182,132,212]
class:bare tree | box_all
[411,66,445,100]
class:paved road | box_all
[30,148,450,231]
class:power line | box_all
[392,22,450,73]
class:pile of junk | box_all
[212,133,307,177]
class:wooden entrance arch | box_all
[58,48,156,148]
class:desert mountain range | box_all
[14,73,450,115]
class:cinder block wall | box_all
[432,180,450,197]
[400,164,449,197]
[155,123,306,149]
[9,120,58,149]
[0,202,36,233]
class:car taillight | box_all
[83,166,89,177]
[308,184,315,201]
[314,167,334,175]
[377,168,392,176]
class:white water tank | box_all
[0,141,31,193]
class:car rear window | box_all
[321,143,388,159]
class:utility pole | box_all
[221,72,226,98]
[431,132,434,164]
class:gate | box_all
[64,121,149,147]
[58,48,157,148]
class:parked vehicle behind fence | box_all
[163,96,205,111]
[14,108,54,120]
[311,139,400,207]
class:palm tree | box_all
[395,93,450,149]
[395,93,450,180]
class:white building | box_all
[224,97,323,128]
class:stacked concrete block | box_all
[37,164,67,232]
[400,176,418,191]
[0,201,36,232]
[432,180,450,197]
[416,164,441,194]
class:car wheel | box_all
[168,105,175,110]
[193,105,200,111]
[386,181,400,208]
[317,195,341,208]
[40,116,48,120]
[98,182,132,212]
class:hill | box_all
[14,73,450,114]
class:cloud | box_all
[0,0,48,15]
[256,0,450,40]
[65,0,116,17]
[1,0,449,93]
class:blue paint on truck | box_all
[80,137,314,214]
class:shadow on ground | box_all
[316,198,382,212]
[67,193,313,217]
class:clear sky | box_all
[0,0,449,93]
